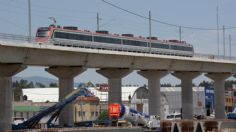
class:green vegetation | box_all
[12,79,56,101]
[97,110,109,121]
[49,82,58,87]
[13,79,35,101]
[198,80,236,90]
[35,82,46,88]
[161,83,172,87]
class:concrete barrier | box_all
[10,120,236,132]
[172,122,179,132]
[10,127,144,132]
[220,120,236,129]
[203,120,218,132]
[180,120,194,132]
[160,119,236,132]
[161,121,172,132]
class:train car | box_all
[35,25,194,57]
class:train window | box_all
[123,40,132,45]
[151,43,169,49]
[94,36,121,44]
[136,41,147,47]
[170,45,193,51]
[36,30,49,37]
[187,47,193,51]
[36,27,50,38]
[54,31,92,41]
[123,40,147,47]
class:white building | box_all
[22,86,138,103]
[130,86,205,119]
[22,88,58,102]
[21,86,205,120]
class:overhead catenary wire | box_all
[101,0,236,31]
[4,1,99,22]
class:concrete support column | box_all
[206,73,231,119]
[172,71,199,119]
[46,66,85,126]
[96,68,131,104]
[137,70,168,119]
[0,64,26,132]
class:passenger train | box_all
[36,25,194,57]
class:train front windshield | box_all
[36,28,50,38]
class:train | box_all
[36,25,194,57]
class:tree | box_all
[97,110,109,121]
[28,81,35,88]
[175,84,181,87]
[175,83,195,87]
[12,79,34,101]
[95,83,100,87]
[35,82,46,88]
[49,82,58,87]
[198,81,213,87]
[225,80,236,90]
[87,81,95,87]
[161,83,172,87]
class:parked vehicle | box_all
[228,105,236,119]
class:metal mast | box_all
[179,26,182,41]
[28,0,31,41]
[229,35,231,59]
[223,25,225,57]
[216,5,219,55]
[97,12,100,31]
[149,11,152,53]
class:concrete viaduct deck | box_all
[0,40,236,72]
[0,40,236,131]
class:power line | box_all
[5,1,98,22]
[101,0,236,30]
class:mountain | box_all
[13,76,57,87]
[13,76,82,87]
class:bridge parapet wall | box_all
[161,119,236,132]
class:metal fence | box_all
[0,33,35,42]
[0,33,235,62]
[193,53,236,62]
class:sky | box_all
[1,0,236,85]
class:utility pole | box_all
[97,12,100,31]
[216,5,219,56]
[28,0,31,42]
[223,25,225,57]
[179,26,182,42]
[229,34,231,59]
[149,11,152,53]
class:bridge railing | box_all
[0,33,35,42]
[0,33,236,62]
[194,53,236,62]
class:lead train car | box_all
[36,25,194,57]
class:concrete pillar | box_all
[0,64,26,132]
[137,70,168,119]
[206,73,231,119]
[172,71,199,119]
[96,68,131,104]
[46,66,85,126]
